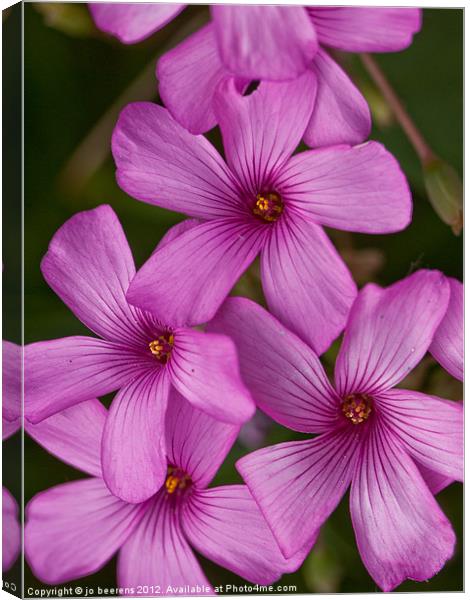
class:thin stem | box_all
[360,53,436,166]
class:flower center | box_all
[252,192,283,223]
[341,393,373,425]
[149,333,174,364]
[165,466,191,495]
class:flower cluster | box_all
[11,3,462,596]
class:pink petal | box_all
[429,277,463,381]
[335,270,451,396]
[182,485,305,584]
[158,24,246,135]
[25,478,146,584]
[26,400,107,478]
[304,49,371,147]
[102,370,170,504]
[208,297,339,433]
[90,3,185,44]
[127,218,265,327]
[2,341,21,440]
[377,389,463,482]
[278,142,411,233]
[308,7,422,53]
[169,327,254,425]
[261,213,356,355]
[237,427,361,559]
[112,102,241,219]
[25,336,148,423]
[155,218,201,253]
[350,424,455,591]
[118,491,212,594]
[165,389,239,488]
[213,73,316,196]
[418,464,454,496]
[211,5,318,80]
[3,487,20,571]
[41,205,145,345]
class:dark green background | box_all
[3,3,463,595]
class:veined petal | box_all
[118,491,212,594]
[304,49,371,147]
[335,270,450,396]
[25,478,146,584]
[112,102,241,219]
[90,3,185,44]
[182,485,306,584]
[102,369,170,504]
[418,464,454,496]
[213,73,317,195]
[169,328,254,424]
[2,341,21,440]
[211,5,318,80]
[278,142,411,233]
[3,488,20,571]
[25,336,148,423]
[127,218,265,327]
[429,277,463,381]
[155,219,201,253]
[350,423,455,591]
[26,399,107,478]
[261,213,356,355]
[158,24,246,135]
[41,205,145,345]
[377,389,463,482]
[165,389,239,488]
[208,297,339,433]
[308,7,422,52]
[237,427,361,558]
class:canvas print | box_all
[2,2,463,597]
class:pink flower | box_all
[429,276,463,381]
[113,79,411,354]
[25,205,254,504]
[25,393,303,589]
[3,487,20,572]
[209,269,463,591]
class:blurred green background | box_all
[3,3,463,594]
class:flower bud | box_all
[423,159,463,235]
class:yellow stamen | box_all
[341,393,373,425]
[149,334,174,362]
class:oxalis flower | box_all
[429,276,463,381]
[25,205,254,504]
[113,76,412,355]
[25,393,303,590]
[209,269,463,591]
[90,3,421,146]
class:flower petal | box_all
[3,488,20,571]
[90,3,185,44]
[350,423,455,591]
[158,24,246,135]
[211,5,318,80]
[112,102,241,219]
[155,218,201,253]
[237,427,361,558]
[26,400,107,478]
[335,270,450,396]
[304,49,371,147]
[25,336,148,423]
[165,389,239,488]
[377,389,463,482]
[278,141,411,233]
[213,73,317,195]
[182,485,306,584]
[418,464,454,496]
[118,491,212,594]
[308,7,422,53]
[2,341,21,440]
[127,218,265,327]
[208,297,339,433]
[261,213,356,355]
[41,205,144,345]
[429,277,463,381]
[25,478,146,584]
[102,370,170,504]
